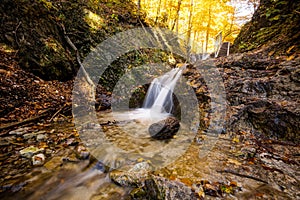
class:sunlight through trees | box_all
[138,0,257,52]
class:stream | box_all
[1,114,298,199]
[1,61,299,199]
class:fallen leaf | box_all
[232,137,239,143]
[227,158,242,166]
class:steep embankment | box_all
[0,0,148,126]
[232,0,300,56]
[228,0,300,142]
[0,0,143,80]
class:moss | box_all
[130,188,147,199]
[232,0,300,55]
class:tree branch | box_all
[0,109,52,133]
[13,20,22,47]
[59,23,95,89]
[217,169,268,184]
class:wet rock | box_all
[19,146,44,158]
[111,160,200,199]
[241,146,257,158]
[32,153,45,166]
[203,183,221,197]
[213,55,300,142]
[23,130,46,140]
[9,127,30,135]
[128,176,200,200]
[149,117,180,140]
[36,134,46,141]
[110,161,152,187]
[142,175,199,200]
[44,156,63,170]
[75,145,90,159]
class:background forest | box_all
[139,0,258,52]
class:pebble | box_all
[36,134,46,141]
[32,153,45,166]
[192,183,205,198]
[66,138,78,146]
[23,132,39,140]
[0,139,10,146]
[23,131,46,140]
[241,146,257,158]
[45,149,53,155]
[20,146,44,158]
[76,145,90,159]
[9,127,30,135]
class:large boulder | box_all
[109,162,199,200]
[110,162,152,188]
[148,117,180,140]
[139,175,199,200]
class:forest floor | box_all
[0,44,299,199]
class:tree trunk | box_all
[137,0,141,17]
[187,0,194,46]
[155,0,162,24]
[223,8,235,41]
[171,0,181,34]
[167,0,174,29]
[205,4,211,52]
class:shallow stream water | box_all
[1,112,299,199]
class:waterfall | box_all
[112,65,185,122]
[143,66,185,114]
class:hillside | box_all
[232,0,300,56]
[0,0,144,80]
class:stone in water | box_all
[148,117,180,139]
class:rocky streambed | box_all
[108,51,300,199]
[0,51,299,199]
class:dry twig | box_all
[217,169,268,184]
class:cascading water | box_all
[113,65,186,122]
[143,66,185,114]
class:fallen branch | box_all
[59,23,95,89]
[13,20,22,47]
[0,109,52,133]
[294,10,300,15]
[261,139,298,147]
[217,169,268,184]
[49,103,68,122]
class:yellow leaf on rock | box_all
[286,46,294,53]
[268,50,275,56]
[232,137,239,143]
[169,175,176,180]
[230,181,237,187]
[180,178,193,186]
[198,190,205,198]
[287,55,295,61]
[227,158,242,166]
